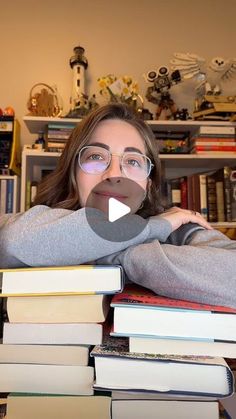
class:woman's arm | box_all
[0,205,172,268]
[97,228,236,308]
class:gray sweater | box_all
[1,205,236,308]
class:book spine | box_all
[0,179,7,215]
[198,126,235,135]
[224,167,232,222]
[170,179,181,207]
[193,145,236,152]
[194,141,236,146]
[206,174,217,222]
[6,179,14,213]
[193,136,236,142]
[216,179,225,222]
[199,174,208,220]
[180,177,188,209]
[230,169,236,221]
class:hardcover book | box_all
[5,395,111,419]
[5,293,111,323]
[0,363,94,395]
[91,336,234,398]
[112,399,220,419]
[110,284,236,341]
[0,264,123,296]
[3,322,103,345]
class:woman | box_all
[0,103,236,307]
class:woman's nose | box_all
[101,155,123,180]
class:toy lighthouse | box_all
[68,46,88,117]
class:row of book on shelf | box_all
[39,121,236,155]
[165,165,236,223]
[0,264,235,418]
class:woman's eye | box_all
[127,159,141,167]
[88,153,103,161]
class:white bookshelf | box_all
[21,117,236,227]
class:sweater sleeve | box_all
[0,205,172,268]
[96,228,236,308]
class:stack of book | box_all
[0,264,123,418]
[91,284,236,418]
[45,122,76,152]
[190,125,236,154]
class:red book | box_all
[111,284,236,341]
[194,145,236,152]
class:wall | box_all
[1,0,236,145]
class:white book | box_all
[91,337,234,398]
[129,336,236,358]
[0,343,89,366]
[0,363,94,395]
[3,322,102,345]
[5,395,111,419]
[111,285,236,342]
[0,264,123,296]
[112,399,219,419]
[198,126,235,135]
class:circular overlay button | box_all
[85,178,148,242]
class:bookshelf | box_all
[21,116,236,227]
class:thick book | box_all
[5,293,111,323]
[3,322,102,345]
[0,363,94,395]
[110,284,236,342]
[0,265,123,296]
[129,336,236,358]
[91,336,234,398]
[0,343,89,366]
[5,395,111,419]
[112,399,220,419]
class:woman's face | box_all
[76,119,151,215]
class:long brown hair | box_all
[34,103,162,217]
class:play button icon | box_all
[85,178,148,242]
[108,198,131,222]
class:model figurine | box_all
[145,66,182,119]
[170,53,236,96]
[67,46,89,117]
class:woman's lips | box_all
[94,191,128,199]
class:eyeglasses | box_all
[78,145,154,181]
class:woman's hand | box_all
[151,206,213,233]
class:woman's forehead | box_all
[86,119,146,152]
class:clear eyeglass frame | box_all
[78,145,154,181]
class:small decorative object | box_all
[66,45,89,118]
[27,83,62,117]
[145,66,182,120]
[97,74,143,110]
[33,131,45,150]
[3,106,15,116]
[152,130,190,154]
[174,108,191,120]
[170,53,236,120]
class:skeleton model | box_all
[170,53,236,95]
